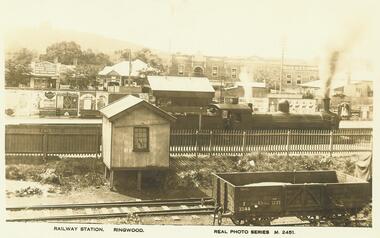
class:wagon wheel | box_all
[328,213,352,226]
[251,217,271,226]
[230,217,242,226]
[308,218,321,227]
[212,207,220,226]
[236,218,251,226]
[217,208,224,226]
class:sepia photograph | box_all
[0,0,378,237]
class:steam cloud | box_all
[323,51,340,98]
[319,24,365,99]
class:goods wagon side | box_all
[212,171,371,226]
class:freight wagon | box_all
[212,171,371,226]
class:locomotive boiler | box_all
[172,98,340,130]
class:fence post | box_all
[286,130,291,156]
[195,130,199,158]
[42,130,48,159]
[329,130,334,157]
[242,131,246,155]
[209,131,213,156]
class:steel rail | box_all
[6,207,215,222]
[6,197,213,210]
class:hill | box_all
[4,24,172,63]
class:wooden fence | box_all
[5,125,372,158]
[169,128,373,156]
[5,124,102,158]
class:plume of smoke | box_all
[319,18,367,99]
[323,51,340,98]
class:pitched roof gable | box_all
[147,76,215,93]
[100,95,176,122]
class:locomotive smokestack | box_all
[322,98,331,112]
[278,100,290,113]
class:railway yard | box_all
[5,152,372,227]
[4,98,373,227]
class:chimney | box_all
[73,58,78,66]
[54,57,58,64]
[322,98,330,112]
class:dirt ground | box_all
[5,153,372,226]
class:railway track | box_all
[6,197,215,222]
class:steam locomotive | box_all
[171,98,340,130]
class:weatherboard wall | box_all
[102,116,112,168]
[110,106,170,169]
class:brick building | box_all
[168,54,243,87]
[169,54,319,93]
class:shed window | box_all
[133,127,149,152]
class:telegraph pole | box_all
[279,36,286,94]
[128,48,132,86]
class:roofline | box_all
[107,101,176,122]
[100,96,176,122]
[211,103,252,111]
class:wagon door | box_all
[284,185,325,216]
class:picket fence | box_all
[169,128,372,156]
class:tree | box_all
[60,65,102,90]
[40,41,82,65]
[115,48,164,73]
[79,49,96,65]
[94,52,112,66]
[79,49,112,66]
[5,48,35,87]
[133,48,164,71]
[10,48,36,65]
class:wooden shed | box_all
[100,95,176,190]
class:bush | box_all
[39,168,61,184]
[238,153,337,172]
[6,166,26,180]
[54,158,103,176]
[168,153,360,190]
[15,186,43,197]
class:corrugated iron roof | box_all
[99,95,176,121]
[300,79,346,89]
[235,81,266,88]
[98,66,112,75]
[211,104,252,111]
[147,76,215,93]
[98,59,148,77]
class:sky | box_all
[0,0,379,61]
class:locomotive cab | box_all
[208,104,253,129]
